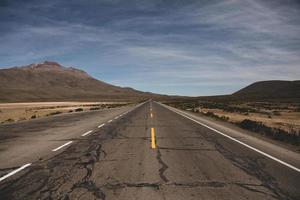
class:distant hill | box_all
[232,80,300,101]
[0,61,164,102]
[1,62,298,103]
[197,80,300,102]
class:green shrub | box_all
[31,115,37,119]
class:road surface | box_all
[0,101,299,200]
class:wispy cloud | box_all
[0,0,299,95]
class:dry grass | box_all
[200,105,300,133]
[0,101,128,124]
[165,100,300,145]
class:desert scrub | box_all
[272,111,281,116]
[166,101,261,114]
[75,108,83,112]
[237,119,299,146]
[31,115,37,119]
[47,111,62,116]
[105,103,130,109]
[165,101,198,110]
[222,106,260,114]
[5,118,14,122]
[201,111,229,121]
[165,102,230,121]
[90,107,101,111]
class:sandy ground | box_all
[0,102,128,124]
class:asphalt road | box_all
[0,101,299,200]
[0,105,135,169]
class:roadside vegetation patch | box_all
[75,108,84,112]
[165,101,300,146]
[238,119,299,145]
[90,107,101,111]
[0,102,130,124]
[47,111,63,116]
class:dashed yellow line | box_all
[151,127,156,149]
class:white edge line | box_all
[105,101,145,125]
[52,141,73,152]
[160,103,300,173]
[82,130,93,136]
[98,123,105,128]
[0,163,32,182]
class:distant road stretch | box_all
[0,101,299,200]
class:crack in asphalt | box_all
[112,136,149,141]
[0,107,143,200]
[103,182,160,190]
[0,134,109,200]
[98,180,272,192]
[65,141,107,200]
[158,146,216,151]
[173,181,226,188]
[234,182,276,197]
[214,141,293,200]
[156,147,169,183]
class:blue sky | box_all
[0,0,300,96]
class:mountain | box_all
[1,62,298,103]
[197,80,300,102]
[0,61,163,102]
[232,80,300,100]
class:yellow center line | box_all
[151,127,156,149]
[150,113,153,118]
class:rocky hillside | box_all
[0,61,162,102]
